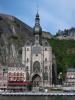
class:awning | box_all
[8,81,32,86]
[8,86,27,89]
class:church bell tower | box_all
[33,12,42,45]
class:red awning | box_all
[8,81,32,86]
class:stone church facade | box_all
[22,12,53,87]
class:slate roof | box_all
[67,68,75,72]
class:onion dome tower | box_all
[33,12,42,45]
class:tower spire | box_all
[33,8,42,45]
[33,10,42,35]
[37,4,39,15]
[35,11,40,25]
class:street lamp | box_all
[58,72,62,85]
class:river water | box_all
[0,96,75,100]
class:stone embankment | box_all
[1,92,75,96]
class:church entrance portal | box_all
[32,74,41,87]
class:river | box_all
[0,96,75,100]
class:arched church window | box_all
[35,35,39,40]
[43,72,48,80]
[45,66,48,69]
[36,54,38,56]
[45,58,47,62]
[45,41,48,46]
[26,41,30,46]
[18,49,22,54]
[27,58,29,62]
[26,66,29,71]
[27,48,29,51]
[26,72,29,81]
[45,48,47,51]
[45,66,48,72]
[33,61,40,72]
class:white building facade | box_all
[22,12,52,87]
[64,68,75,86]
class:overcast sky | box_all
[0,0,75,34]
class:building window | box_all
[26,41,30,45]
[36,36,39,41]
[4,84,6,86]
[45,42,48,46]
[45,58,47,62]
[33,61,40,72]
[26,66,29,71]
[27,48,29,51]
[27,58,29,62]
[21,68,22,70]
[14,72,16,76]
[43,72,48,80]
[20,72,23,76]
[3,69,5,72]
[18,49,22,54]
[17,73,19,76]
[26,72,29,81]
[36,54,38,56]
[8,72,12,76]
[45,66,48,69]
[45,48,47,51]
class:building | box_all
[65,68,75,86]
[7,63,31,91]
[56,28,75,40]
[0,12,57,91]
[0,64,3,89]
[22,12,54,88]
[0,65,8,90]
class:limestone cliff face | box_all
[0,14,33,64]
[0,13,52,65]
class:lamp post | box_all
[58,72,63,85]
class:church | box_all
[22,12,55,88]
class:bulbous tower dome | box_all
[33,12,42,35]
